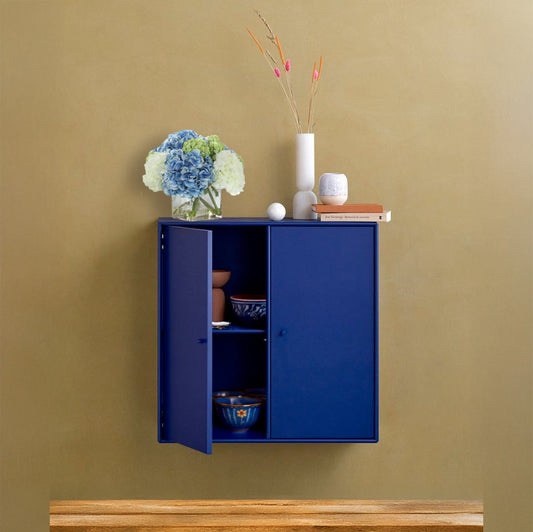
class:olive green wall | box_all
[1,0,531,530]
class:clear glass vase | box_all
[171,186,222,221]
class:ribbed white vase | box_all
[292,133,318,220]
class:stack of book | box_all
[312,203,391,222]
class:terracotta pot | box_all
[213,270,231,288]
[212,270,231,322]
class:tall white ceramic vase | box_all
[292,133,318,219]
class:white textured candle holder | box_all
[318,173,348,205]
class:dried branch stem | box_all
[252,12,321,133]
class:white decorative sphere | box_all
[267,202,286,221]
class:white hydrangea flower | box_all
[212,150,245,196]
[142,151,167,192]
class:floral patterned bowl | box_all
[214,396,262,432]
[230,295,266,327]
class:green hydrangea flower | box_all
[183,138,210,158]
[206,135,226,160]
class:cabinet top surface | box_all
[158,217,377,227]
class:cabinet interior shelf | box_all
[213,424,267,442]
[212,324,266,334]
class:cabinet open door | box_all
[159,225,213,454]
[269,225,378,441]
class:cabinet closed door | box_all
[269,225,377,440]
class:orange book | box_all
[312,203,384,213]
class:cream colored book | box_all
[319,211,391,222]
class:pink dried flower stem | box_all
[285,67,302,132]
[274,34,302,132]
[308,82,320,132]
[262,49,301,131]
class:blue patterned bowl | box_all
[230,295,267,327]
[214,396,262,432]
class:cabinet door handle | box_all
[196,338,207,344]
[279,328,287,337]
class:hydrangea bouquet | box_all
[143,130,245,220]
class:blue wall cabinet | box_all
[158,218,378,454]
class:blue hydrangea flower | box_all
[155,130,201,152]
[162,148,214,199]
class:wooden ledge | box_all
[50,499,483,531]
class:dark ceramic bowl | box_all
[214,396,262,432]
[230,295,267,327]
[212,390,245,401]
[244,388,267,403]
